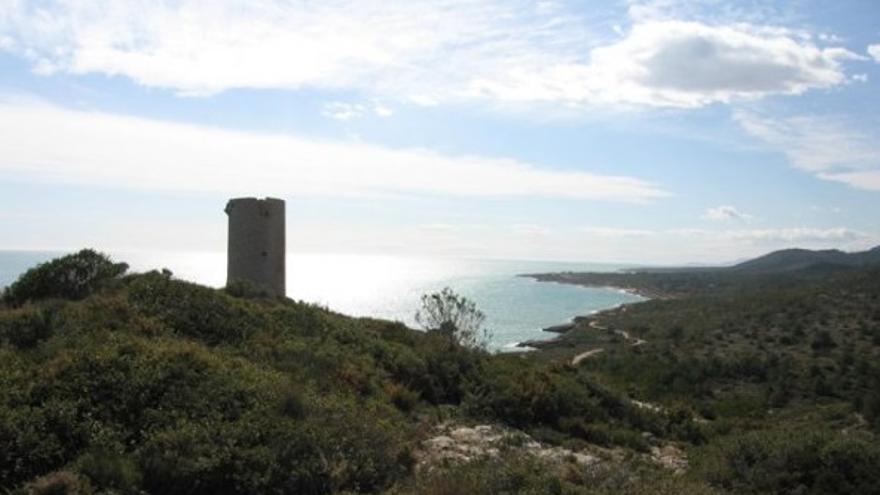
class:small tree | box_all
[415,287,490,350]
[2,249,128,306]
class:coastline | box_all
[520,273,673,300]
[514,279,652,351]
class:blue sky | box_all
[0,0,879,263]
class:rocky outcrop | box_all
[415,423,600,473]
[650,445,688,474]
[416,422,690,476]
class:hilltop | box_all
[628,245,880,275]
[524,245,880,299]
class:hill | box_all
[2,249,879,494]
[729,245,880,274]
[523,245,880,299]
[0,250,720,495]
[527,258,880,494]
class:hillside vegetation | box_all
[1,250,727,495]
[2,249,879,493]
[525,247,880,494]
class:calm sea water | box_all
[0,250,642,351]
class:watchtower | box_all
[225,197,286,297]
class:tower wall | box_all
[225,197,286,297]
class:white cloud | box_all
[322,102,368,121]
[716,227,865,244]
[702,205,754,222]
[499,20,856,108]
[556,226,874,264]
[735,111,880,191]
[642,227,865,244]
[418,223,461,233]
[868,44,880,62]
[0,100,668,202]
[578,227,656,237]
[322,101,394,120]
[0,1,859,108]
[372,104,394,118]
[819,170,880,192]
[512,224,552,236]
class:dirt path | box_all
[571,348,604,365]
[571,320,646,365]
[588,320,646,346]
[615,329,646,346]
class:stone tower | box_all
[225,197,286,297]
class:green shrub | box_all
[415,287,490,350]
[0,306,53,349]
[559,420,650,452]
[138,405,406,495]
[410,335,483,405]
[388,383,420,412]
[224,280,272,299]
[277,385,308,419]
[694,429,880,494]
[0,404,71,489]
[127,272,260,345]
[2,250,127,307]
[24,470,92,495]
[76,448,142,493]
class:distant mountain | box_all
[729,245,880,274]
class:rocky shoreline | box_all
[515,309,617,350]
[515,274,663,350]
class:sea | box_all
[0,250,643,351]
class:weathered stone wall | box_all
[225,197,285,297]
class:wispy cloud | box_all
[0,1,860,108]
[702,205,754,222]
[512,224,552,236]
[565,225,873,263]
[734,111,880,191]
[712,227,865,244]
[578,227,656,237]
[322,101,394,121]
[0,99,668,202]
[868,44,880,62]
[578,226,866,244]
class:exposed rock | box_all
[543,322,576,333]
[415,423,600,473]
[417,422,690,477]
[631,399,663,413]
[650,445,688,474]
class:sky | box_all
[0,0,879,264]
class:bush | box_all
[76,448,142,492]
[25,470,91,495]
[415,287,490,350]
[694,429,880,494]
[0,306,53,349]
[138,406,407,495]
[2,250,127,307]
[127,272,260,345]
[417,339,483,404]
[224,280,272,299]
